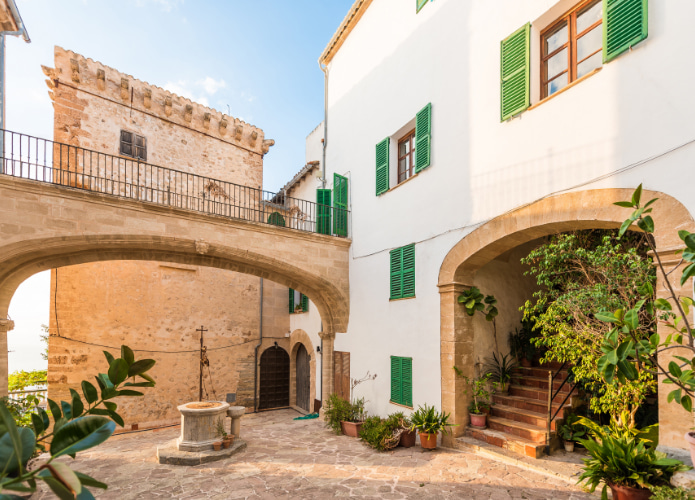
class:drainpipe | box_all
[253,277,264,412]
[320,62,328,189]
[0,0,30,174]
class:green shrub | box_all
[323,394,365,434]
[409,404,454,435]
[358,412,411,451]
[649,486,695,500]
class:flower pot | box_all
[223,437,233,449]
[213,441,222,451]
[520,357,532,367]
[498,382,509,395]
[607,482,653,500]
[685,431,695,467]
[399,429,416,448]
[563,440,574,452]
[340,421,363,437]
[419,431,438,449]
[470,413,487,429]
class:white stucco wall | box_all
[313,0,695,419]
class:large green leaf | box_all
[47,462,82,496]
[680,262,695,286]
[81,381,98,405]
[107,359,129,386]
[0,404,34,475]
[74,471,107,490]
[40,476,74,500]
[50,416,115,458]
[127,359,156,377]
[121,346,135,367]
[631,184,642,206]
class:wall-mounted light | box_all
[274,341,278,348]
[316,346,321,353]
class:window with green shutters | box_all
[500,23,530,121]
[390,356,413,407]
[288,287,295,314]
[390,244,415,300]
[316,188,331,235]
[414,103,431,173]
[267,212,285,227]
[333,173,348,237]
[603,0,648,62]
[289,288,309,313]
[375,138,389,196]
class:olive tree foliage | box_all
[521,229,657,422]
[598,185,695,414]
[0,346,156,499]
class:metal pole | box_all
[546,370,553,455]
[199,325,204,402]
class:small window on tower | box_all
[120,130,147,161]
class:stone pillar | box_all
[654,250,694,450]
[439,283,475,447]
[0,319,15,397]
[318,330,335,405]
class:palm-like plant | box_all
[484,353,517,392]
[409,404,454,435]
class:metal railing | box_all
[545,361,577,455]
[7,385,47,405]
[0,129,349,237]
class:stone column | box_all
[0,319,15,397]
[654,250,694,450]
[439,282,475,447]
[318,330,335,405]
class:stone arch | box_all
[437,188,695,447]
[289,329,316,412]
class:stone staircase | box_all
[463,363,578,458]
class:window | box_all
[333,173,348,237]
[119,130,147,161]
[316,189,331,235]
[390,356,412,407]
[390,244,415,300]
[542,0,603,99]
[289,288,308,314]
[397,130,416,184]
[268,212,285,227]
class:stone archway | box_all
[289,329,316,413]
[437,188,695,449]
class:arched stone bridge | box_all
[0,174,350,398]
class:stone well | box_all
[176,401,230,452]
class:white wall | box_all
[317,0,695,418]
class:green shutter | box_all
[390,356,402,404]
[401,357,413,407]
[316,188,331,235]
[500,23,530,121]
[401,244,415,298]
[301,293,309,312]
[416,0,428,13]
[333,173,348,237]
[289,288,294,314]
[267,212,285,227]
[375,138,390,196]
[390,248,403,299]
[414,103,432,173]
[603,0,648,63]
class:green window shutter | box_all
[401,244,415,298]
[375,138,390,196]
[301,293,309,312]
[333,173,349,237]
[603,0,648,63]
[416,0,428,13]
[390,356,402,404]
[316,188,331,235]
[267,212,285,227]
[401,357,413,407]
[288,288,294,314]
[414,103,431,173]
[390,247,403,300]
[500,23,530,121]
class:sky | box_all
[5,0,354,373]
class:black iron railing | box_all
[545,361,578,455]
[0,129,349,237]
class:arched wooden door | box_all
[259,345,290,410]
[295,344,311,412]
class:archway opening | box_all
[258,345,290,410]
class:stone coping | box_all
[178,401,229,415]
[157,438,247,466]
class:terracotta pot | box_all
[481,406,491,416]
[498,382,509,395]
[223,437,233,449]
[470,413,487,429]
[685,431,695,467]
[419,432,438,449]
[520,357,532,368]
[563,440,574,452]
[213,441,222,451]
[340,421,363,437]
[607,482,653,500]
[400,429,416,448]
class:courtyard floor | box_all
[35,409,593,499]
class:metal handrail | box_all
[0,129,350,237]
[545,362,578,455]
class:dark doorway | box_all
[295,344,311,412]
[259,345,290,410]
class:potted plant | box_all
[409,404,454,450]
[358,412,410,451]
[509,321,538,367]
[396,413,416,448]
[215,418,234,449]
[484,352,517,394]
[456,370,493,429]
[557,414,585,452]
[578,417,689,500]
[323,394,365,437]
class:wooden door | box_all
[295,344,311,412]
[333,351,350,401]
[259,346,290,410]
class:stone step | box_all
[488,415,548,443]
[511,374,573,393]
[490,403,559,431]
[464,426,551,459]
[515,366,570,380]
[509,384,577,403]
[492,393,571,417]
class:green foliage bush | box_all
[323,394,365,434]
[649,485,695,500]
[8,369,47,392]
[409,404,454,435]
[358,412,411,451]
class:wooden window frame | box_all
[541,0,602,99]
[119,130,147,161]
[397,129,416,185]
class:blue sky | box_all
[5,0,354,372]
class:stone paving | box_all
[35,409,593,499]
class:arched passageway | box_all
[437,188,695,449]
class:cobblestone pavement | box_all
[35,409,592,499]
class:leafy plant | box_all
[409,404,454,435]
[649,485,695,500]
[455,369,494,414]
[458,287,500,353]
[509,320,539,362]
[484,353,517,390]
[2,394,42,429]
[558,413,586,442]
[0,345,156,498]
[215,417,228,439]
[323,394,365,434]
[8,370,47,392]
[358,412,409,451]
